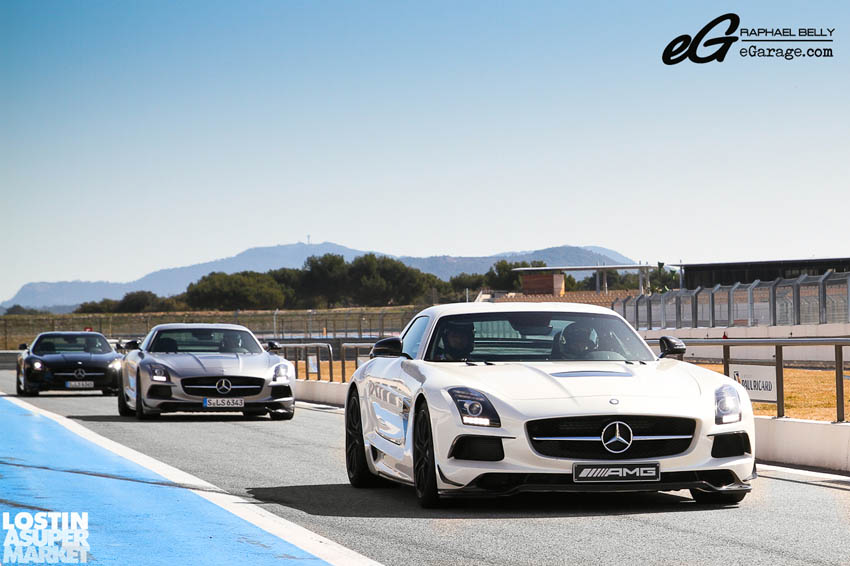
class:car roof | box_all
[35,331,108,337]
[148,323,252,332]
[415,302,619,318]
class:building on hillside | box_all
[513,264,653,295]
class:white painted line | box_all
[758,463,850,482]
[0,392,382,566]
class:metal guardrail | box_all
[280,343,334,382]
[340,343,375,383]
[647,337,848,422]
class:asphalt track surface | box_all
[2,370,850,566]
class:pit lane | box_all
[1,370,848,566]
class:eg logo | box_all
[662,13,740,65]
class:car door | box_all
[364,316,430,447]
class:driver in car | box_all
[436,321,474,361]
[557,322,598,359]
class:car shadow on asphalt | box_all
[246,483,716,519]
[69,414,275,423]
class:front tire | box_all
[117,385,133,417]
[134,375,158,420]
[16,371,37,397]
[345,389,381,487]
[268,408,294,421]
[690,489,747,505]
[413,402,440,508]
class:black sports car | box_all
[16,332,123,396]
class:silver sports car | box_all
[118,323,295,420]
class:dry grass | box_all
[697,363,849,421]
[291,360,849,422]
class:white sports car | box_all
[345,303,755,507]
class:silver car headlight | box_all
[272,363,292,383]
[448,387,501,427]
[150,365,170,383]
[715,384,742,424]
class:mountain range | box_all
[1,242,634,311]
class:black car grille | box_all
[181,376,265,398]
[48,365,107,377]
[527,415,696,460]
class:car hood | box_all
[423,359,708,401]
[149,352,276,377]
[37,352,119,365]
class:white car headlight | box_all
[715,384,742,424]
[272,363,292,383]
[109,359,122,372]
[32,360,43,371]
[448,387,501,427]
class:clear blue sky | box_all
[1,1,847,301]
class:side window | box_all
[401,317,430,359]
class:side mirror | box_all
[370,337,406,358]
[266,341,281,351]
[658,336,686,359]
[125,340,140,351]
[18,343,27,351]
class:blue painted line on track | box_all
[0,397,329,565]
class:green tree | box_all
[4,304,44,315]
[185,272,286,310]
[484,260,546,291]
[301,254,349,308]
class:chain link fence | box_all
[1,306,423,350]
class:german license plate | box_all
[573,462,660,482]
[65,381,94,389]
[203,398,244,408]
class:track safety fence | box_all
[647,337,848,422]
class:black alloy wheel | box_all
[345,389,380,487]
[413,403,440,508]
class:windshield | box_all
[149,328,263,354]
[32,334,113,355]
[425,312,654,362]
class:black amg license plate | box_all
[573,462,660,482]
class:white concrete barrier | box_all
[755,416,850,473]
[295,379,349,406]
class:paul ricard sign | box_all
[730,364,777,403]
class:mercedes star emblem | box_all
[215,378,232,395]
[601,421,633,454]
[73,368,87,379]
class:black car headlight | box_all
[31,360,44,371]
[715,384,742,424]
[108,359,122,372]
[150,365,171,383]
[448,387,501,427]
